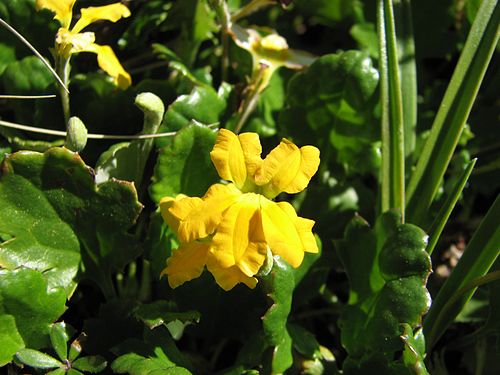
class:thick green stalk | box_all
[394,0,417,162]
[378,0,406,221]
[406,0,500,226]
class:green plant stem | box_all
[377,0,405,221]
[209,0,231,81]
[56,55,72,126]
[231,0,275,22]
[233,67,267,134]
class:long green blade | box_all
[424,194,500,349]
[378,0,405,220]
[406,0,500,226]
[426,158,477,255]
[394,0,417,162]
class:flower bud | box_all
[65,116,88,152]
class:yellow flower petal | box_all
[36,0,76,28]
[71,3,131,34]
[206,255,258,291]
[210,129,251,188]
[260,198,306,268]
[94,45,132,89]
[161,241,210,288]
[169,184,241,243]
[56,28,96,57]
[276,202,318,254]
[260,34,288,51]
[159,195,187,236]
[239,132,263,180]
[255,138,320,198]
[210,193,267,277]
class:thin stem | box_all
[0,94,57,99]
[0,17,68,93]
[0,119,177,139]
[209,0,231,81]
[56,55,72,126]
[231,0,276,22]
[234,66,267,134]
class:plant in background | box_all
[0,0,498,374]
[36,0,131,123]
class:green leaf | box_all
[406,0,500,226]
[294,0,359,25]
[0,315,24,366]
[0,147,143,299]
[261,257,296,374]
[72,355,107,373]
[426,158,477,255]
[134,300,200,330]
[50,322,69,362]
[46,368,67,375]
[95,92,165,187]
[2,56,55,124]
[150,123,219,202]
[424,194,500,349]
[16,348,62,369]
[161,0,217,65]
[157,85,226,147]
[112,353,191,375]
[288,323,321,359]
[280,51,380,175]
[0,268,66,349]
[0,42,16,75]
[337,212,431,372]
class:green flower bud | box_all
[65,116,88,152]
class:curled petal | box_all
[210,129,247,188]
[276,202,318,254]
[94,45,132,89]
[169,184,241,243]
[206,255,258,291]
[161,242,210,288]
[210,193,267,277]
[71,3,131,33]
[255,139,320,198]
[260,199,306,268]
[159,195,187,236]
[239,132,263,180]
[36,0,76,28]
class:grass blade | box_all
[378,0,406,220]
[426,158,477,255]
[424,193,500,349]
[394,0,417,162]
[406,0,499,226]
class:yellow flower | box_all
[36,0,131,88]
[229,24,316,90]
[160,129,320,291]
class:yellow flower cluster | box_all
[160,129,320,291]
[36,0,131,88]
